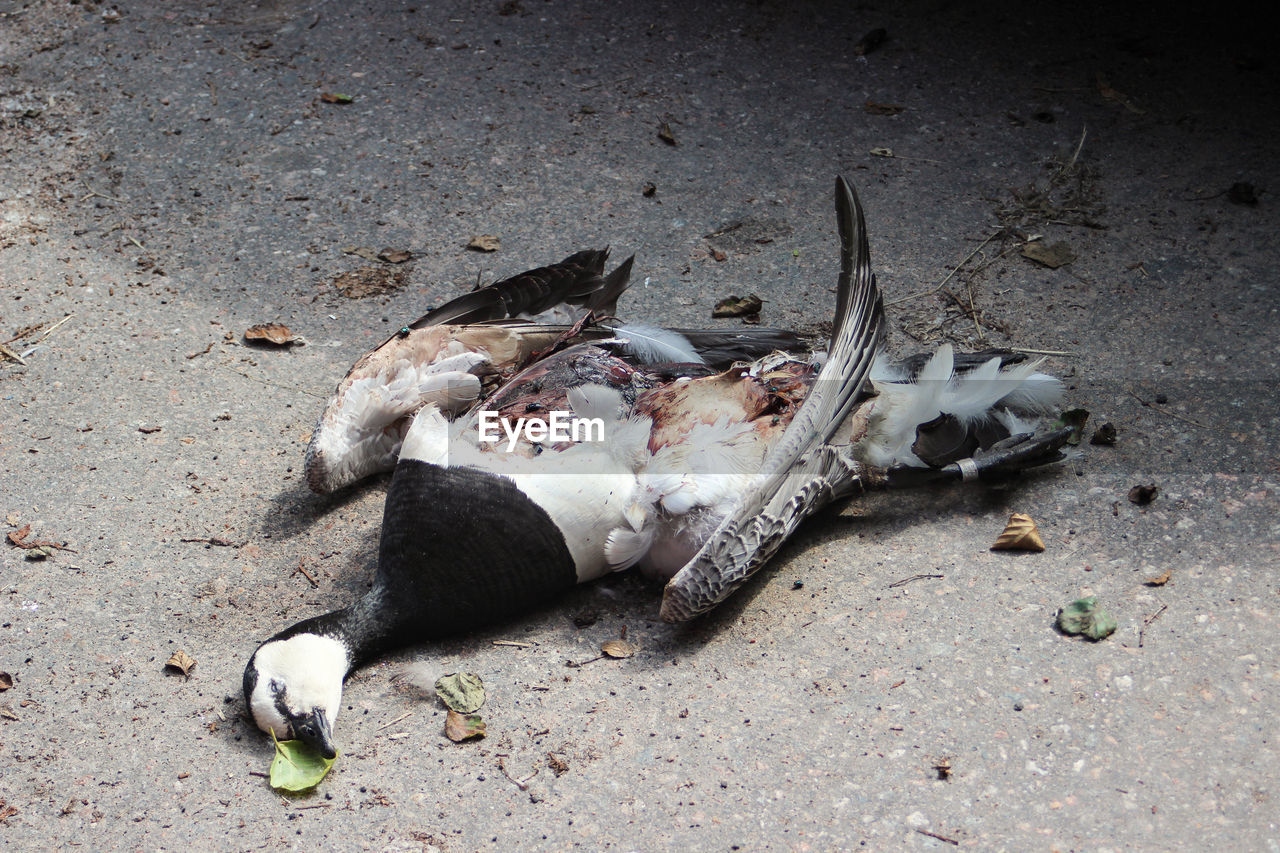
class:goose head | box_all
[243,632,350,759]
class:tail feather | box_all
[858,344,1065,469]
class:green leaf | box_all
[434,672,485,713]
[1055,408,1090,446]
[269,733,336,792]
[1056,596,1118,641]
[444,709,486,742]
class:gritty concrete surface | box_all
[1,0,1277,849]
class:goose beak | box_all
[292,708,337,760]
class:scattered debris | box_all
[1090,422,1117,446]
[854,28,887,56]
[888,573,944,588]
[466,234,501,252]
[445,710,486,742]
[932,757,952,781]
[377,711,414,731]
[712,294,763,320]
[320,92,353,104]
[269,734,336,791]
[1144,569,1173,587]
[378,247,412,264]
[244,323,300,346]
[1126,388,1211,430]
[1021,240,1076,269]
[601,640,636,659]
[434,672,485,713]
[1138,603,1168,648]
[491,639,534,648]
[657,121,677,146]
[0,672,11,691]
[497,755,536,790]
[292,560,319,588]
[1128,484,1158,505]
[334,266,408,298]
[164,650,197,678]
[0,342,25,365]
[181,536,239,548]
[342,246,381,261]
[991,513,1046,552]
[915,828,959,846]
[1056,596,1117,641]
[341,246,412,264]
[138,424,162,434]
[7,523,73,556]
[641,182,656,198]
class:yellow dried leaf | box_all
[1144,569,1172,586]
[243,323,298,345]
[990,513,1045,552]
[165,650,196,677]
[601,640,635,659]
[466,234,501,252]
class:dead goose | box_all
[245,178,1073,758]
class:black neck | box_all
[267,585,395,673]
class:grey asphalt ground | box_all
[2,1,1277,849]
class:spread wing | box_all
[660,177,885,621]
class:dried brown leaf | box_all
[1144,569,1172,586]
[244,323,298,346]
[7,524,32,546]
[1090,422,1117,446]
[333,266,408,298]
[320,92,354,104]
[657,121,677,146]
[341,245,382,261]
[1022,240,1076,269]
[990,513,1046,552]
[165,650,197,677]
[601,640,636,659]
[466,234,501,252]
[712,294,763,318]
[1128,484,1158,505]
[0,672,12,691]
[378,247,413,264]
[444,709,486,742]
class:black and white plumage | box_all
[245,178,1074,757]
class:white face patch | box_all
[248,633,350,738]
